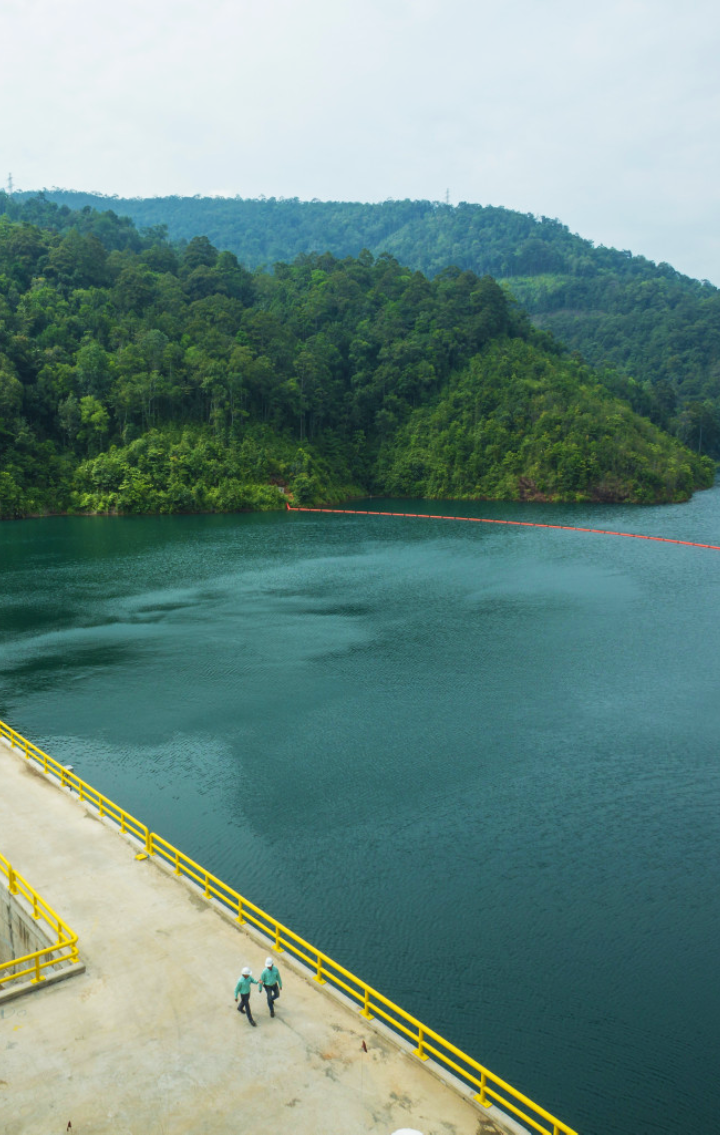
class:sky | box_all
[2,0,720,282]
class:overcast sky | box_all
[2,0,719,282]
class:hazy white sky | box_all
[2,0,719,281]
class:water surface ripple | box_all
[2,491,720,1135]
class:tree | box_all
[0,365,23,420]
[78,395,109,455]
[75,341,113,398]
[58,393,81,447]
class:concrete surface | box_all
[0,738,525,1135]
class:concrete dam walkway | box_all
[0,737,523,1135]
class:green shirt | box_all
[234,974,259,997]
[260,965,282,988]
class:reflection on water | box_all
[2,493,720,1135]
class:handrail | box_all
[0,719,149,849]
[0,851,80,989]
[0,719,578,1135]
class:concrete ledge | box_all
[0,961,87,1007]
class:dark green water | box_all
[2,491,720,1135]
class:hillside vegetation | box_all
[378,340,702,503]
[12,190,720,458]
[0,199,712,519]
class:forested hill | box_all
[10,190,720,457]
[0,201,712,519]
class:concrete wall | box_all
[0,883,85,1004]
[0,886,49,970]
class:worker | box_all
[234,966,260,1026]
[259,956,283,1017]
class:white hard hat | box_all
[265,957,273,967]
[241,966,251,976]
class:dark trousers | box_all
[238,992,255,1023]
[264,982,280,1012]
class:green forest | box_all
[0,194,713,519]
[16,189,720,459]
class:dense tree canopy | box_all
[378,340,708,504]
[12,189,720,457]
[0,199,712,519]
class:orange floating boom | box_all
[285,504,720,551]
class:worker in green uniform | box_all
[259,956,283,1017]
[234,966,259,1025]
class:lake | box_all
[2,489,720,1135]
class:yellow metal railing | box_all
[0,851,80,990]
[0,719,150,849]
[0,719,578,1135]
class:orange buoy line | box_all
[286,504,720,552]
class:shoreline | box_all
[3,475,714,524]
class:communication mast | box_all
[7,173,13,194]
[445,188,450,206]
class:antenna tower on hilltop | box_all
[7,173,13,194]
[445,188,450,206]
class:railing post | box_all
[32,892,40,920]
[43,751,48,774]
[273,924,284,952]
[475,1070,492,1108]
[8,866,18,895]
[360,987,373,1020]
[145,830,153,856]
[32,954,44,984]
[204,873,210,898]
[314,955,325,984]
[236,899,244,925]
[24,738,29,760]
[174,850,181,876]
[413,1026,429,1061]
